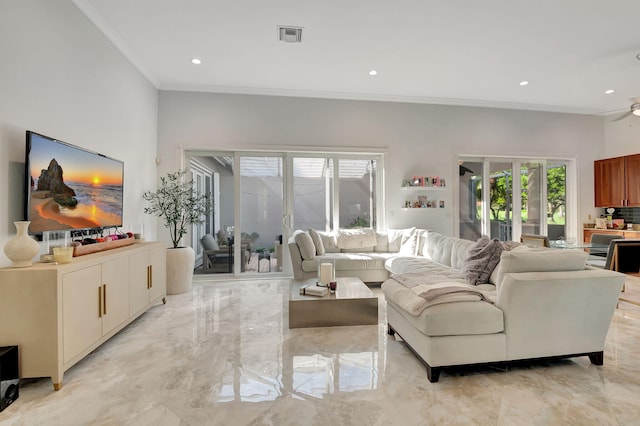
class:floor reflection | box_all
[4,278,640,425]
[202,280,382,403]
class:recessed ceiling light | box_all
[369,70,378,76]
[636,53,640,61]
[519,81,529,86]
[604,89,615,94]
[191,58,202,65]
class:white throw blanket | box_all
[383,273,495,316]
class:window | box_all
[458,156,573,242]
[293,155,381,231]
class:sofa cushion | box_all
[415,229,430,256]
[335,228,377,249]
[294,231,316,260]
[386,299,504,337]
[301,253,388,272]
[385,257,471,283]
[462,236,503,285]
[317,230,340,253]
[450,238,475,270]
[374,231,389,252]
[308,229,325,255]
[494,247,588,290]
[387,228,415,253]
[342,246,375,253]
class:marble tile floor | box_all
[2,277,640,425]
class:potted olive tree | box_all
[143,170,212,294]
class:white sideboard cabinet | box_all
[0,242,166,390]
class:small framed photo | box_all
[439,200,445,208]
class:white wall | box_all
[0,0,158,266]
[604,118,640,158]
[158,91,604,237]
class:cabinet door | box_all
[129,251,150,315]
[595,157,626,207]
[148,246,166,302]
[63,265,102,364]
[101,257,130,335]
[625,154,640,206]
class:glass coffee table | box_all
[288,277,378,328]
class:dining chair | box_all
[520,234,550,248]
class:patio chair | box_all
[201,234,232,273]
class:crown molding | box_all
[73,0,158,87]
[159,82,603,115]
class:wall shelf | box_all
[401,186,447,191]
[402,177,447,209]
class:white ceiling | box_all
[76,0,640,116]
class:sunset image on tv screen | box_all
[27,132,124,233]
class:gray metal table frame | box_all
[289,277,378,328]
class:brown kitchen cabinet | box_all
[595,154,640,207]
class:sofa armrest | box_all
[496,269,625,360]
[288,239,305,280]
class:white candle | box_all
[319,262,333,285]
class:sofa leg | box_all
[589,351,604,365]
[426,364,440,383]
[387,324,395,336]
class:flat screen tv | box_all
[24,131,124,234]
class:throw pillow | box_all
[335,228,377,249]
[501,240,523,251]
[318,230,340,253]
[294,231,316,260]
[399,233,418,255]
[462,236,504,285]
[387,227,416,253]
[308,229,325,255]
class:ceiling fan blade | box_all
[630,96,640,104]
[612,111,632,122]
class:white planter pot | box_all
[166,246,195,295]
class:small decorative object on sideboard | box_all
[3,221,39,268]
[52,247,74,264]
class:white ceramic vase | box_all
[4,221,40,267]
[165,246,195,295]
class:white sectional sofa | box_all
[288,227,424,283]
[289,228,626,382]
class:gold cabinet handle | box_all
[146,266,151,289]
[149,265,153,288]
[98,286,103,318]
[103,284,107,316]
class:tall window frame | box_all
[457,155,576,242]
[185,149,386,277]
[289,153,384,232]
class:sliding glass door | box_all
[187,150,384,277]
[239,155,284,274]
[458,156,573,242]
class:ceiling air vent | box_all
[278,26,303,43]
